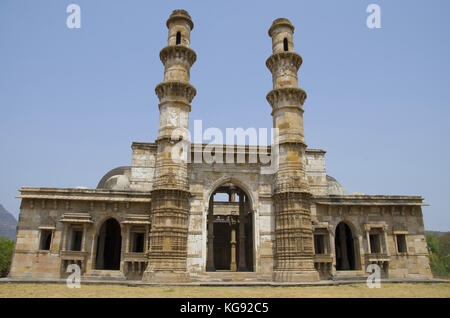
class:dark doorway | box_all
[213,223,231,270]
[335,222,356,270]
[96,218,122,270]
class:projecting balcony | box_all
[123,252,148,262]
[60,250,88,261]
[365,253,390,262]
[313,254,333,263]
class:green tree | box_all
[426,232,450,277]
[426,233,440,254]
[437,232,450,273]
[0,236,14,277]
[437,232,450,256]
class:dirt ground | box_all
[0,282,449,298]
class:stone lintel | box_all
[17,187,152,203]
[314,195,426,206]
[130,141,326,157]
[131,142,157,151]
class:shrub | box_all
[0,236,14,277]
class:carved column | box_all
[230,218,237,271]
[206,197,215,271]
[62,223,68,251]
[365,225,371,254]
[238,191,247,271]
[383,225,390,256]
[125,225,130,253]
[144,224,149,253]
[81,223,87,252]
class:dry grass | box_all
[0,283,449,298]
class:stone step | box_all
[332,270,367,281]
[195,271,269,282]
[83,270,126,281]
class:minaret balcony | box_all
[155,81,196,104]
[266,87,307,109]
[160,45,197,68]
[266,51,303,74]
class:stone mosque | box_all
[9,10,432,282]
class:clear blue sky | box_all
[1,0,449,231]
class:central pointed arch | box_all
[205,177,255,272]
[205,177,256,212]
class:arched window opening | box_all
[176,31,181,45]
[96,218,122,270]
[335,222,357,270]
[283,38,289,51]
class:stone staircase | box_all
[332,270,367,281]
[194,271,271,283]
[82,270,127,282]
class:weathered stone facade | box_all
[9,10,432,282]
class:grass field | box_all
[0,283,449,298]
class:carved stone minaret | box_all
[266,18,319,282]
[144,9,196,282]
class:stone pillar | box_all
[366,228,371,254]
[81,223,87,252]
[143,10,196,283]
[144,225,149,253]
[329,227,336,276]
[383,226,389,256]
[206,197,215,271]
[267,18,319,282]
[238,192,247,271]
[230,218,237,271]
[62,223,68,251]
[357,235,364,270]
[125,225,130,253]
[229,191,235,202]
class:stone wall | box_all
[314,201,432,279]
[305,149,328,195]
[130,142,156,191]
[10,190,151,279]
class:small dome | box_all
[104,175,130,190]
[327,175,346,195]
[97,166,131,190]
[268,18,295,36]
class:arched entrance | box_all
[96,218,122,270]
[335,222,357,270]
[206,183,254,272]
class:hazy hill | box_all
[0,204,17,240]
